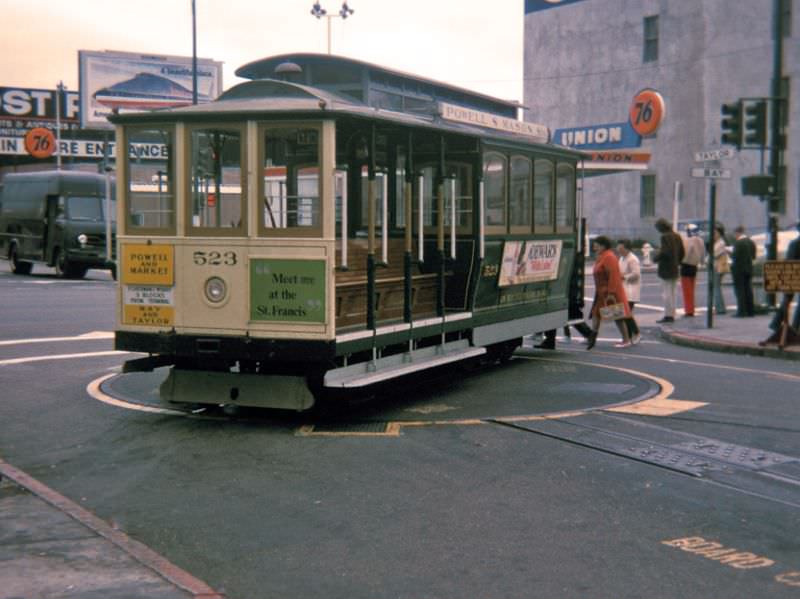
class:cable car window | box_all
[360,169,387,228]
[445,163,472,231]
[126,126,175,233]
[556,162,576,231]
[420,162,473,233]
[510,155,532,232]
[394,153,407,228]
[483,152,507,232]
[418,165,436,228]
[261,127,321,237]
[534,158,554,233]
[188,126,245,235]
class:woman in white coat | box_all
[617,239,642,344]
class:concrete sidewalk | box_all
[656,310,800,361]
[0,459,225,599]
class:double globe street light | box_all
[310,2,355,55]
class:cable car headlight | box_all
[204,276,227,304]
[77,233,88,247]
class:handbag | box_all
[716,252,731,274]
[599,295,626,320]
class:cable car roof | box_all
[110,79,588,159]
[109,79,650,175]
[235,52,522,115]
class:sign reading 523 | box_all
[629,89,666,137]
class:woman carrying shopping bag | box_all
[587,236,632,349]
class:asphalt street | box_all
[1,262,799,598]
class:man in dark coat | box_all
[731,225,757,317]
[653,218,685,323]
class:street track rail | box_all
[491,412,800,510]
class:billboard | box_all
[525,0,588,14]
[79,50,223,129]
[0,87,80,137]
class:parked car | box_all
[751,229,798,262]
[676,219,733,244]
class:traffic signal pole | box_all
[707,180,717,329]
[766,0,785,306]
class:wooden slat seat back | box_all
[334,238,438,328]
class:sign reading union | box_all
[439,103,549,143]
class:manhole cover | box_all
[311,421,389,434]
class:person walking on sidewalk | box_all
[732,225,756,317]
[653,218,685,324]
[680,224,706,317]
[712,225,730,315]
[587,236,632,349]
[536,252,594,350]
[617,239,641,344]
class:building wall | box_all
[524,0,798,242]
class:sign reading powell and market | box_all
[250,259,326,323]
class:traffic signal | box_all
[744,100,767,146]
[720,101,743,148]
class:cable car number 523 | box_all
[193,251,238,266]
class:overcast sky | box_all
[1,0,524,102]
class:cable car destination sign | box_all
[439,102,550,143]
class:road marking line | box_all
[0,331,114,346]
[517,355,674,402]
[663,536,776,570]
[86,356,665,437]
[568,348,800,381]
[298,356,673,435]
[606,398,708,416]
[0,351,127,366]
[86,374,186,416]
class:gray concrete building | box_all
[523,0,798,242]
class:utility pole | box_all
[766,0,786,306]
[192,0,198,105]
[55,81,65,170]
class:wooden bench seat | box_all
[335,238,439,328]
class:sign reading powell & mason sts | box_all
[439,102,550,143]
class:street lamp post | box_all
[310,2,354,55]
[192,0,198,105]
[55,81,65,169]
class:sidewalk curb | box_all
[0,458,226,599]
[657,327,800,361]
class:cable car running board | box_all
[324,340,486,389]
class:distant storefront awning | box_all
[580,150,651,177]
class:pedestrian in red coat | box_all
[587,236,632,349]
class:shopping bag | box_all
[599,296,626,320]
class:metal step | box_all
[324,340,486,389]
